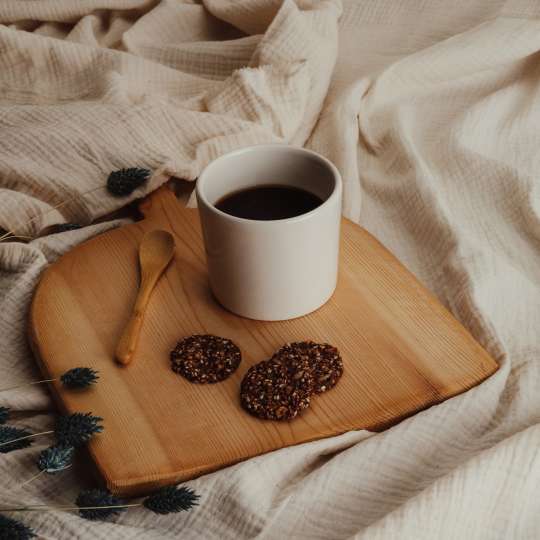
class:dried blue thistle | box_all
[0,411,102,456]
[55,413,103,447]
[0,514,36,539]
[76,489,127,521]
[143,486,199,515]
[107,168,150,197]
[37,446,74,474]
[0,366,99,393]
[0,484,199,527]
[0,407,9,425]
[60,368,99,390]
[0,426,33,453]
[72,484,199,521]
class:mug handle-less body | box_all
[196,145,342,321]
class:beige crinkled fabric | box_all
[1,1,540,539]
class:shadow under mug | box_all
[196,144,343,321]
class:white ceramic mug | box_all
[196,144,342,321]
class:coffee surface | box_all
[215,184,323,220]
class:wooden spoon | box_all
[116,230,175,366]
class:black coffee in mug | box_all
[215,184,323,221]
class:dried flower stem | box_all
[2,368,99,393]
[0,430,54,448]
[16,470,47,489]
[16,464,73,490]
[0,379,56,393]
[0,184,107,243]
[1,503,141,512]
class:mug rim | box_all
[196,144,342,226]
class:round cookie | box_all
[170,335,241,384]
[273,341,343,394]
[240,357,315,421]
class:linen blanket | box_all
[1,1,540,538]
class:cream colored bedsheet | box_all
[1,1,539,538]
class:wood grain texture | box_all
[29,186,498,497]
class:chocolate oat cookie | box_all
[240,357,315,420]
[240,341,344,421]
[170,334,241,384]
[273,341,343,394]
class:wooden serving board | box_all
[29,186,498,497]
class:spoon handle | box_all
[115,275,156,366]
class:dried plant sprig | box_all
[16,445,73,490]
[0,484,199,521]
[11,446,77,492]
[0,407,9,425]
[38,446,74,474]
[0,426,35,454]
[143,486,199,514]
[107,168,151,197]
[13,446,74,490]
[55,413,103,447]
[59,368,99,390]
[14,446,73,492]
[0,367,99,393]
[0,182,108,244]
[0,513,36,539]
[0,412,103,452]
[0,165,155,245]
[76,489,127,521]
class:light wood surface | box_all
[115,230,175,366]
[29,186,498,497]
